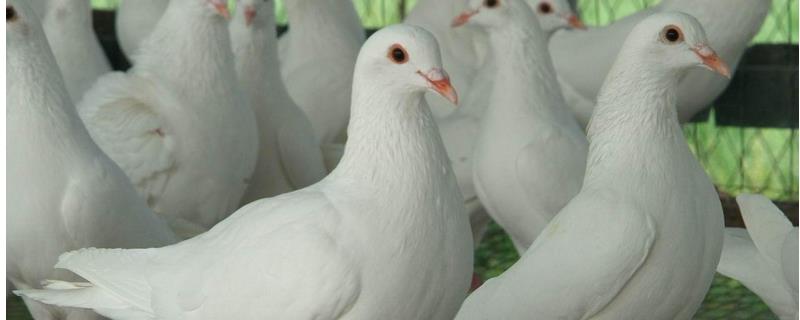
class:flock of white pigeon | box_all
[6,0,797,318]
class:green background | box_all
[8,0,797,319]
[88,0,800,201]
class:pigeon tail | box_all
[15,281,154,320]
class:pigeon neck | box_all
[285,0,363,54]
[136,5,236,103]
[583,60,686,189]
[8,38,91,141]
[44,0,93,28]
[333,78,451,188]
[231,16,291,105]
[485,19,576,127]
[410,0,468,17]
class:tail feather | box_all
[54,248,155,314]
[736,194,793,265]
[15,282,153,320]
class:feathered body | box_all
[41,0,111,102]
[279,0,365,145]
[472,0,587,251]
[7,1,176,318]
[77,0,259,236]
[718,194,798,320]
[230,0,327,203]
[115,0,169,63]
[458,12,724,320]
[18,25,472,320]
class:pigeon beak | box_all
[418,68,459,106]
[692,45,731,79]
[244,5,256,26]
[452,9,479,28]
[209,0,230,19]
[566,14,586,30]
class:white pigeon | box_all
[26,0,49,20]
[550,0,772,126]
[718,194,798,320]
[459,0,583,125]
[75,0,259,238]
[404,0,479,119]
[230,0,327,204]
[278,0,365,146]
[7,2,177,319]
[41,0,112,102]
[456,12,730,320]
[115,0,169,64]
[406,0,584,120]
[463,0,588,253]
[459,0,584,112]
[18,24,473,320]
[440,0,584,245]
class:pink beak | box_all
[451,9,478,28]
[418,69,458,106]
[692,45,731,79]
[209,0,230,19]
[244,6,256,26]
[567,14,586,29]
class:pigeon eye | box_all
[538,2,552,14]
[485,0,499,8]
[7,6,17,22]
[388,44,408,64]
[660,25,683,44]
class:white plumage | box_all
[457,12,727,320]
[467,0,588,252]
[75,0,259,238]
[718,194,799,320]
[230,0,327,204]
[41,0,112,102]
[115,0,168,64]
[7,2,177,319]
[18,25,473,320]
[441,0,583,244]
[550,0,772,126]
[278,0,365,147]
[404,0,480,119]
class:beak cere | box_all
[692,45,731,79]
[451,9,478,27]
[418,69,459,106]
[244,6,256,26]
[210,0,230,19]
[567,15,586,30]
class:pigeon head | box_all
[527,0,585,33]
[355,24,458,105]
[624,12,730,79]
[452,0,510,28]
[43,0,92,22]
[174,0,230,20]
[7,0,42,42]
[234,0,273,27]
[452,0,545,32]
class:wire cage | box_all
[7,1,795,320]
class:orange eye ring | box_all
[388,44,409,64]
